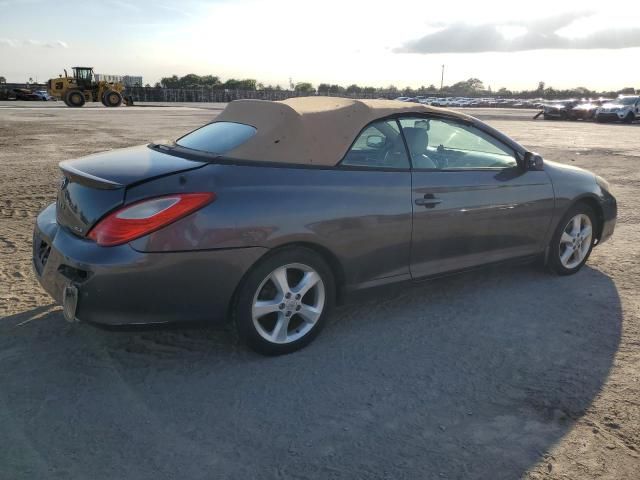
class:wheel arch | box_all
[569,195,605,244]
[225,241,347,322]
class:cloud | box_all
[0,38,69,48]
[0,38,18,47]
[395,13,640,53]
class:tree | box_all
[154,82,162,88]
[346,84,362,94]
[449,78,484,95]
[0,76,6,84]
[294,82,315,93]
[537,81,545,93]
[328,84,344,94]
[180,73,203,87]
[144,83,151,88]
[222,78,256,90]
[317,83,331,93]
[362,86,376,94]
[160,75,180,88]
[237,79,256,90]
[199,75,220,87]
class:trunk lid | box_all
[56,145,206,237]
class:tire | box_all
[103,90,122,107]
[623,112,634,124]
[596,115,605,123]
[233,247,335,355]
[65,90,85,107]
[547,203,597,276]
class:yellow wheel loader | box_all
[47,67,132,107]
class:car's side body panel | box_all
[130,164,414,291]
[410,169,555,278]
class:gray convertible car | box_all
[33,98,617,354]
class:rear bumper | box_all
[33,203,267,326]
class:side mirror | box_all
[366,134,386,149]
[524,151,544,171]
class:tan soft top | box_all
[215,97,468,166]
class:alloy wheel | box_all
[251,263,325,344]
[558,213,593,269]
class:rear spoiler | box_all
[59,161,124,190]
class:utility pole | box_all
[440,64,445,91]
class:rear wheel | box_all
[65,90,85,107]
[233,247,335,355]
[547,203,597,275]
[103,90,122,107]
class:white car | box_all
[34,90,55,101]
[595,96,639,123]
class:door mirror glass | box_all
[366,134,385,149]
[524,151,544,171]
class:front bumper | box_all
[598,190,617,245]
[596,112,626,122]
[33,203,267,326]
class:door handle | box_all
[415,193,441,208]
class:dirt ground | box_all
[0,102,638,479]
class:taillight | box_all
[87,193,215,246]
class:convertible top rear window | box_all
[176,122,256,155]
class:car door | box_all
[398,116,555,278]
[335,118,413,289]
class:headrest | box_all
[402,127,428,152]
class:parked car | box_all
[34,90,55,101]
[32,98,617,355]
[540,99,580,120]
[595,96,640,123]
[12,88,42,101]
[571,99,611,121]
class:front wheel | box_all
[103,90,122,107]
[233,247,335,355]
[547,204,597,275]
[623,112,634,124]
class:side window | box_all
[341,119,409,169]
[399,117,517,170]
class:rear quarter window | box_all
[176,122,256,154]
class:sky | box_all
[1,0,640,91]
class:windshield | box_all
[176,121,256,154]
[616,97,639,105]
